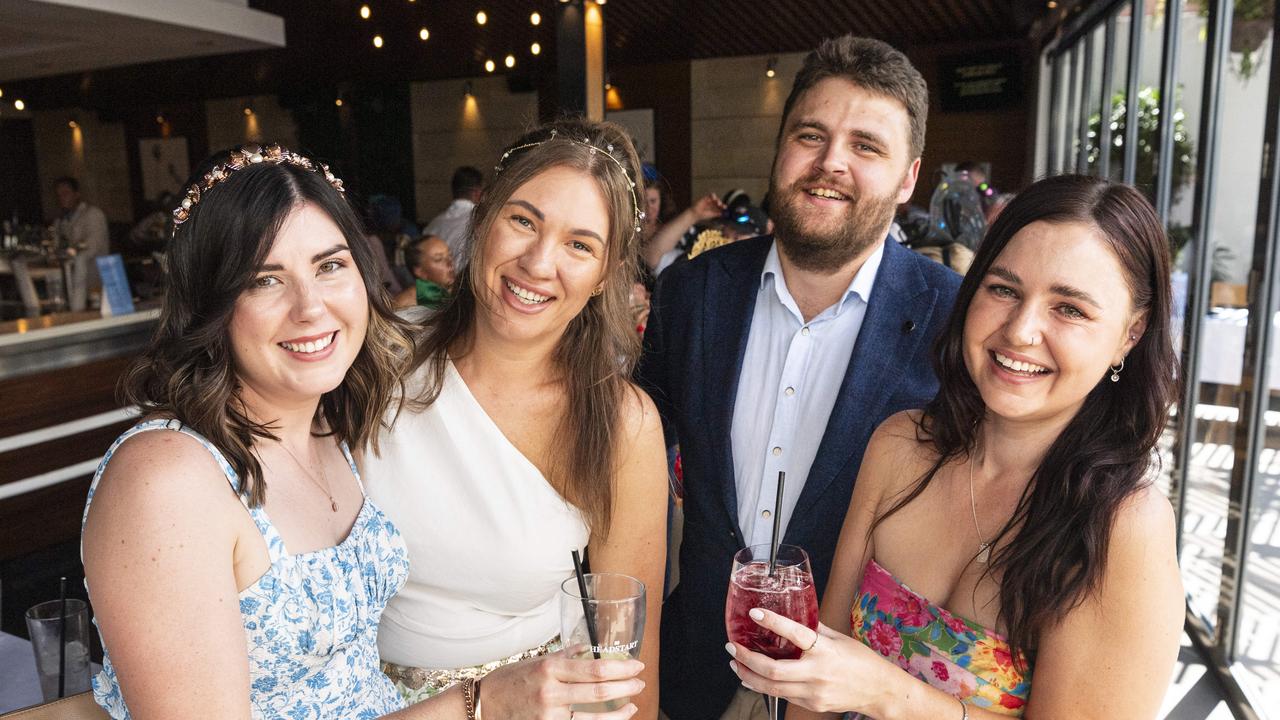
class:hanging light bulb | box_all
[766,58,777,78]
[335,98,344,107]
[531,42,542,55]
[504,54,515,68]
[14,99,25,111]
[359,4,370,19]
[419,27,430,41]
[485,59,495,73]
[476,10,487,25]
[373,34,384,48]
[530,11,541,25]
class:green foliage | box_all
[1085,86,1195,205]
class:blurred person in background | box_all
[425,166,484,263]
[394,233,455,310]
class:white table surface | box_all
[0,631,44,713]
[1198,308,1280,390]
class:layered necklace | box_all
[967,450,991,564]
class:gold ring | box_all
[803,635,818,653]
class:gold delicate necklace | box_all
[968,450,991,564]
[278,439,338,513]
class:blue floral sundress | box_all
[81,419,410,719]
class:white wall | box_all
[409,77,538,222]
[31,110,133,223]
[205,94,298,153]
[688,52,806,204]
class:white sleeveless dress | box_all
[365,360,590,672]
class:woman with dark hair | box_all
[726,174,1184,719]
[81,144,644,720]
[365,118,665,718]
[81,145,416,718]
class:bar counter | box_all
[0,309,158,565]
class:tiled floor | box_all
[1163,634,1237,719]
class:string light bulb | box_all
[766,58,777,78]
[359,4,370,19]
[485,59,496,73]
[335,98,343,107]
[14,99,25,111]
[505,54,515,68]
[0,88,5,98]
[530,11,541,25]
[476,10,487,25]
[419,27,429,41]
[68,120,78,129]
[531,42,542,55]
[243,106,252,115]
[373,34,384,48]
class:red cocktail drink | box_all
[725,550,818,660]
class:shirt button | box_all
[784,387,795,396]
[772,446,782,456]
[761,509,772,519]
[801,327,810,336]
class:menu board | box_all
[938,53,1022,112]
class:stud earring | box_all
[1110,358,1125,382]
[590,287,603,297]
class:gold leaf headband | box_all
[172,144,345,232]
[494,129,645,233]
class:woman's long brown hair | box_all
[408,119,644,541]
[872,175,1178,666]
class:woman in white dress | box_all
[366,119,668,719]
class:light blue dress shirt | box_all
[730,240,884,548]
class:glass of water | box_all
[25,598,92,701]
[559,573,646,713]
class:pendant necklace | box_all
[279,439,338,512]
[968,450,991,564]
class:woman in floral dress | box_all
[726,175,1184,719]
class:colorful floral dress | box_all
[82,419,410,719]
[851,559,1032,716]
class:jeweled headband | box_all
[172,144,345,232]
[493,129,645,233]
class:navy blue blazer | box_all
[637,235,961,720]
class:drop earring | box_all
[1110,358,1125,382]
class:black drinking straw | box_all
[767,472,786,577]
[57,576,67,699]
[570,550,601,659]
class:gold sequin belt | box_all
[381,635,561,696]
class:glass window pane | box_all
[1232,3,1280,712]
[1085,25,1107,175]
[1107,5,1133,181]
[1134,0,1168,203]
[1182,0,1273,635]
[1064,46,1084,173]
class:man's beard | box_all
[767,173,900,273]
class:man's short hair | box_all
[53,176,80,193]
[451,166,484,198]
[778,35,929,160]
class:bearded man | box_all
[637,36,962,720]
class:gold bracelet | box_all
[475,676,484,720]
[958,697,969,720]
[462,677,478,720]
